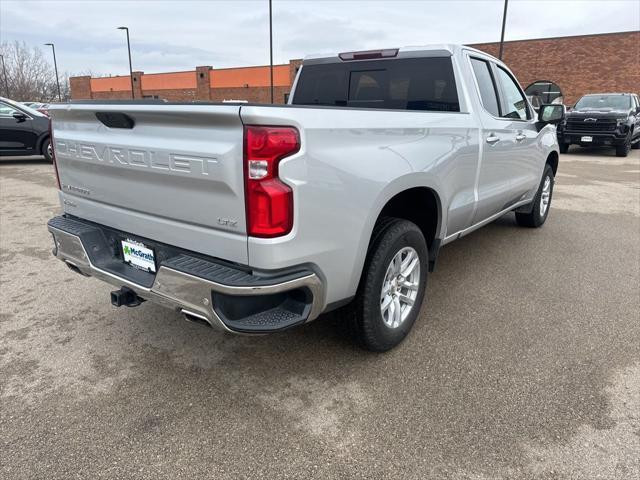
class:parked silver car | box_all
[22,102,50,116]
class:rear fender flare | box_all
[347,173,445,294]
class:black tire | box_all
[631,138,640,150]
[616,140,631,157]
[515,164,554,228]
[559,143,569,154]
[340,218,428,352]
[42,138,53,162]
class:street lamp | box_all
[117,26,135,99]
[44,43,62,102]
[498,0,509,60]
[269,0,274,104]
[0,54,9,97]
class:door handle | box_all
[486,134,500,145]
[515,133,526,142]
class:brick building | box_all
[69,31,638,105]
[472,31,639,105]
[70,60,302,104]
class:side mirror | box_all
[12,111,28,122]
[538,104,564,124]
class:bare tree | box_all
[57,71,72,100]
[0,40,70,102]
[77,69,109,78]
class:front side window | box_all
[470,58,500,117]
[496,67,530,120]
[293,57,460,112]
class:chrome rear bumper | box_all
[48,217,324,333]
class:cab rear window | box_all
[293,57,460,112]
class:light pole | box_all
[44,43,62,102]
[269,0,274,104]
[0,54,9,97]
[498,0,508,60]
[117,26,135,99]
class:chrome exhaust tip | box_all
[181,309,213,328]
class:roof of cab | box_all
[303,44,499,65]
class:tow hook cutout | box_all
[110,287,144,307]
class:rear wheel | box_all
[515,164,554,228]
[340,218,428,352]
[42,138,53,162]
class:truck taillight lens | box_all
[49,120,61,190]
[244,125,300,238]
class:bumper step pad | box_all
[164,254,311,287]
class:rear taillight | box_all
[244,125,300,238]
[49,120,61,190]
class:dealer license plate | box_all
[581,136,593,143]
[122,239,156,273]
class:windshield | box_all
[574,95,631,110]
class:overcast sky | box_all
[1,0,639,76]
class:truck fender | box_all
[347,173,445,294]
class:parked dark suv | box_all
[0,97,53,161]
[557,93,640,157]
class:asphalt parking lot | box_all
[1,148,639,479]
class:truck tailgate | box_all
[50,103,248,264]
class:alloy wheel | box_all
[540,176,551,217]
[380,247,420,329]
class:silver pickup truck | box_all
[47,45,564,351]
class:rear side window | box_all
[470,58,500,117]
[293,57,460,112]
